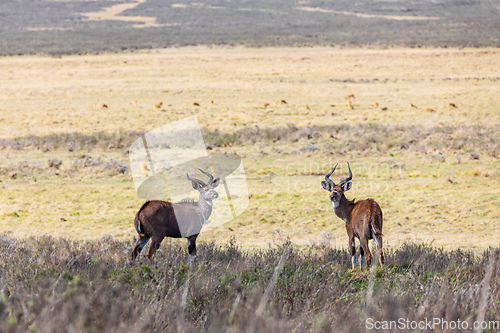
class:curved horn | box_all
[186,173,206,187]
[339,162,353,186]
[324,163,338,187]
[198,168,214,185]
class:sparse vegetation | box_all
[0,236,498,332]
[2,123,497,155]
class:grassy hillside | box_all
[1,0,499,55]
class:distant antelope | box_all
[425,107,436,112]
[92,103,107,108]
[154,102,163,109]
[321,163,384,269]
[280,99,287,105]
[345,93,355,100]
[347,99,354,109]
[448,103,457,108]
[264,103,270,108]
[304,105,310,110]
[409,102,417,109]
[373,102,379,107]
[141,162,149,178]
[193,102,200,107]
[131,100,138,105]
[131,169,220,267]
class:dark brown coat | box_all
[130,170,220,266]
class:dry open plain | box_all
[0,47,499,251]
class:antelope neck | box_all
[198,195,213,221]
[334,195,351,222]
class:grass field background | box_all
[0,47,498,251]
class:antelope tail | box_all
[369,199,384,236]
[135,201,150,235]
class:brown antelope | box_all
[193,102,200,107]
[131,169,220,267]
[425,107,436,112]
[409,102,417,109]
[93,103,107,108]
[321,163,384,269]
[345,93,355,100]
[373,102,379,108]
[141,162,149,178]
[154,102,163,109]
[280,99,288,105]
[347,99,354,109]
[448,103,457,108]
[264,103,270,108]
[131,99,138,105]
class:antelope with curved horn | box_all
[321,162,384,269]
[131,168,220,267]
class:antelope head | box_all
[187,168,220,204]
[321,162,353,208]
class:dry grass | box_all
[0,47,499,139]
[81,0,159,28]
[0,147,498,251]
[0,47,499,251]
[0,236,498,332]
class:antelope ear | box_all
[191,181,203,190]
[343,181,352,192]
[321,181,332,192]
[212,178,220,188]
